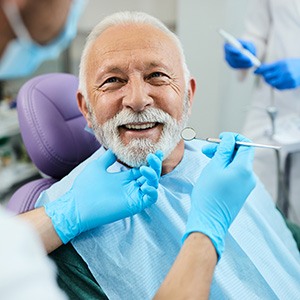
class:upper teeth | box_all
[125,123,156,130]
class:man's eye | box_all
[104,77,120,84]
[149,72,164,78]
[146,72,170,85]
[98,77,126,89]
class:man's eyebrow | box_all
[97,66,124,75]
[146,61,170,70]
[96,62,171,78]
[95,66,125,80]
[147,62,160,68]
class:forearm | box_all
[154,232,217,300]
[18,207,63,253]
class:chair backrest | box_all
[6,73,100,214]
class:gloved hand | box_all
[182,132,256,259]
[224,40,256,69]
[254,58,300,90]
[45,149,163,244]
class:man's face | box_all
[79,23,195,168]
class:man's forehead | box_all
[91,23,177,56]
[85,22,184,79]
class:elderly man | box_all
[30,11,300,299]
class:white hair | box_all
[78,11,191,100]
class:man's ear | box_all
[187,77,196,114]
[77,91,92,128]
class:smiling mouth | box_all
[121,122,159,131]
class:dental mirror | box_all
[181,127,281,150]
[181,127,197,141]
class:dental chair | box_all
[6,73,100,214]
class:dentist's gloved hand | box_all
[224,40,256,69]
[45,149,163,244]
[182,132,256,259]
[254,58,300,90]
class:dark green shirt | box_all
[49,242,108,300]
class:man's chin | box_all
[109,140,155,168]
[93,134,143,167]
[115,149,149,168]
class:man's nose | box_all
[122,78,153,112]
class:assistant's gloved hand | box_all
[45,149,163,244]
[182,132,256,259]
[254,58,300,90]
[224,40,256,69]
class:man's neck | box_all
[161,140,185,175]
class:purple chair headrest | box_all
[6,178,56,214]
[17,73,100,179]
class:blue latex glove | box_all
[182,132,256,259]
[224,40,256,69]
[254,58,300,90]
[45,149,163,244]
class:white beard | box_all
[88,98,190,168]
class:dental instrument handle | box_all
[219,29,261,68]
[206,138,281,150]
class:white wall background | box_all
[177,0,255,137]
[78,0,177,31]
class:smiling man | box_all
[33,11,300,300]
[77,19,194,172]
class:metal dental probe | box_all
[181,127,281,150]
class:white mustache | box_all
[112,108,172,127]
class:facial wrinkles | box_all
[88,90,190,168]
[96,55,171,79]
[93,61,184,100]
[88,28,184,93]
[168,76,182,96]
